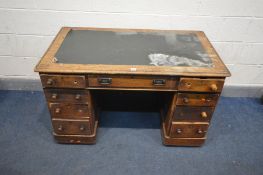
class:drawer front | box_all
[49,103,90,118]
[173,106,214,122]
[40,74,86,88]
[170,122,209,138]
[52,119,91,135]
[178,78,224,92]
[176,93,219,106]
[88,75,176,89]
[44,89,88,103]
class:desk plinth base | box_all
[53,121,98,144]
[161,122,206,146]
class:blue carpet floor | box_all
[0,90,262,175]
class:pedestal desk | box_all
[35,27,231,146]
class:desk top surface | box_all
[35,27,230,77]
[55,30,212,67]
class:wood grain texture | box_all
[164,93,177,134]
[88,75,177,89]
[44,89,89,103]
[34,27,231,77]
[40,74,86,89]
[35,27,231,146]
[52,119,92,135]
[173,106,214,122]
[53,121,98,144]
[49,103,90,118]
[176,93,219,106]
[178,78,225,92]
[161,123,205,146]
[170,122,209,138]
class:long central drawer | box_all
[88,75,177,89]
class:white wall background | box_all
[0,0,263,87]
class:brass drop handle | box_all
[55,108,61,114]
[78,109,83,113]
[183,97,189,103]
[98,78,112,85]
[51,93,58,99]
[153,79,166,86]
[197,129,204,134]
[46,79,53,85]
[75,94,81,100]
[176,128,182,134]
[79,125,85,131]
[201,112,207,118]
[57,125,63,131]
[210,84,218,91]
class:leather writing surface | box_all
[55,30,212,67]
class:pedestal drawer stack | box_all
[40,74,97,144]
[163,77,225,146]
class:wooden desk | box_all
[35,27,231,146]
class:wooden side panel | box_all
[178,78,224,92]
[164,93,177,135]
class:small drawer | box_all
[52,119,92,135]
[178,78,224,92]
[44,89,89,103]
[88,75,176,89]
[173,106,214,122]
[170,122,209,138]
[40,74,86,88]
[176,93,219,106]
[49,103,90,118]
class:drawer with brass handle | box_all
[176,93,219,106]
[40,74,86,88]
[52,119,92,135]
[173,106,214,122]
[88,75,177,90]
[49,103,90,118]
[178,78,224,92]
[170,122,209,138]
[44,89,89,103]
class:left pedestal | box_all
[40,74,98,144]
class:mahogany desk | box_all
[35,27,231,146]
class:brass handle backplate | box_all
[153,79,166,86]
[98,78,112,85]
